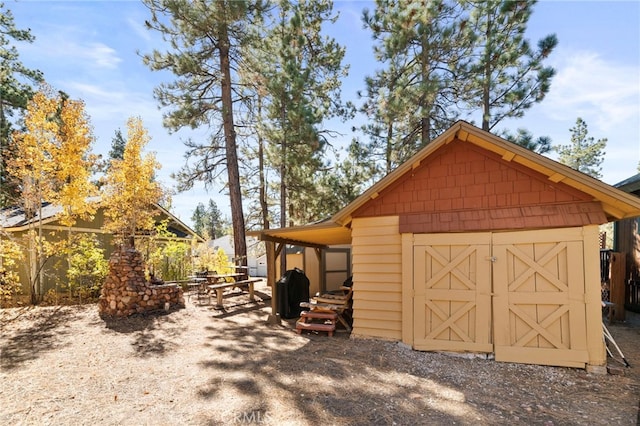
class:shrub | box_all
[64,234,108,303]
[0,236,23,307]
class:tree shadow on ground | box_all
[101,308,183,358]
[205,290,272,319]
[197,312,640,425]
[195,317,471,425]
[0,306,77,371]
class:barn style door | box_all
[492,229,589,368]
[412,229,589,368]
[413,233,493,353]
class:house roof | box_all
[614,173,640,195]
[251,121,640,247]
[1,197,204,242]
[0,201,67,228]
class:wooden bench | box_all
[208,278,262,307]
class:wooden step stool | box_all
[296,311,337,337]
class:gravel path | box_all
[1,285,639,425]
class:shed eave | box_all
[248,222,351,247]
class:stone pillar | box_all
[98,246,184,317]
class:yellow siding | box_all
[355,300,402,312]
[583,225,606,367]
[351,216,402,340]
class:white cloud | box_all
[544,50,640,131]
[58,82,163,150]
[82,42,122,69]
[24,30,122,71]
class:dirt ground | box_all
[1,282,639,425]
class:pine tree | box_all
[142,0,261,269]
[0,4,44,207]
[316,138,380,215]
[191,203,206,239]
[258,0,350,227]
[556,118,606,179]
[502,128,551,154]
[109,129,126,163]
[191,199,227,240]
[360,0,469,173]
[460,0,557,131]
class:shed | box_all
[252,121,640,369]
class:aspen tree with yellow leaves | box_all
[102,116,163,249]
[7,86,97,303]
[53,94,98,227]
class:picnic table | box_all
[186,274,210,304]
[207,273,261,307]
[187,272,261,307]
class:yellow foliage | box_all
[7,89,59,214]
[0,234,24,305]
[54,97,98,226]
[102,116,163,244]
[194,244,232,274]
[7,85,98,226]
[6,85,99,303]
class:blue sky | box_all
[8,0,640,227]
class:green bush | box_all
[64,234,108,302]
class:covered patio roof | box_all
[247,220,351,248]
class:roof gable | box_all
[334,121,640,225]
[251,121,640,247]
[351,140,609,232]
[354,139,591,217]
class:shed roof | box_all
[251,121,640,247]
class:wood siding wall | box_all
[351,216,403,340]
[352,140,606,233]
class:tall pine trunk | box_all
[218,18,247,270]
[420,29,431,147]
[482,10,493,132]
[279,93,287,275]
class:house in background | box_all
[253,121,640,370]
[613,173,640,311]
[0,199,204,295]
[208,235,267,277]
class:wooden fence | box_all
[600,250,627,320]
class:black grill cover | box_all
[277,268,310,319]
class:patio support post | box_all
[265,240,281,324]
